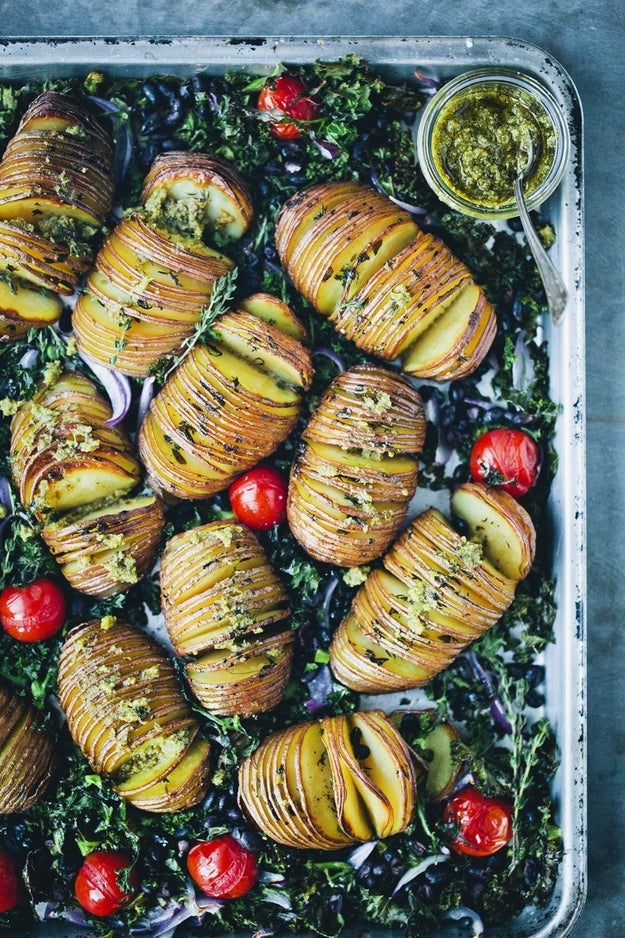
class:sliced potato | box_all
[275,180,496,381]
[0,684,57,813]
[237,711,416,850]
[451,482,537,581]
[330,488,527,692]
[57,617,210,813]
[287,365,424,566]
[141,151,253,242]
[161,521,293,716]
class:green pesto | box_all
[432,83,557,209]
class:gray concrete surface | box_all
[1,1,623,935]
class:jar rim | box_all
[416,67,571,221]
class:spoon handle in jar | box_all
[513,176,568,325]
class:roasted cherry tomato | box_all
[74,850,139,917]
[228,466,288,531]
[469,428,542,498]
[0,850,22,912]
[187,834,258,899]
[444,787,513,857]
[0,577,66,642]
[257,74,319,139]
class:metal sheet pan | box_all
[0,35,586,938]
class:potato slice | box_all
[141,151,253,242]
[451,482,536,581]
[0,685,57,813]
[330,492,526,693]
[0,275,63,326]
[238,293,309,343]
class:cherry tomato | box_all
[0,850,22,912]
[228,466,288,531]
[0,577,66,642]
[187,834,258,899]
[469,428,542,498]
[74,850,139,917]
[257,74,319,139]
[444,787,513,857]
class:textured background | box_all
[1,1,623,935]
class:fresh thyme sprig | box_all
[152,266,238,384]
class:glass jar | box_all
[416,68,571,220]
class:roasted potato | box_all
[238,710,416,850]
[57,617,211,813]
[10,371,141,520]
[0,91,114,340]
[287,364,425,565]
[275,181,496,380]
[138,294,313,500]
[329,482,536,692]
[42,494,165,598]
[0,684,57,813]
[141,151,253,242]
[160,521,293,716]
[73,150,251,375]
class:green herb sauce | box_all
[432,83,557,209]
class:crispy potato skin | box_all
[160,521,294,716]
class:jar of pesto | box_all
[416,68,570,220]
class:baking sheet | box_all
[0,35,586,938]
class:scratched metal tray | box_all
[0,35,586,938]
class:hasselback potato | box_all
[275,180,496,380]
[0,684,57,813]
[10,371,141,520]
[238,709,416,850]
[0,91,114,341]
[287,364,425,566]
[138,293,313,500]
[329,482,536,692]
[42,495,165,598]
[73,151,252,375]
[10,370,164,597]
[57,617,211,812]
[160,521,293,716]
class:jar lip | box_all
[416,67,571,221]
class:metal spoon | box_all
[513,143,568,325]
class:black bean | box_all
[159,137,184,152]
[507,216,524,233]
[141,81,161,105]
[141,112,165,136]
[525,664,545,687]
[233,829,262,852]
[449,382,466,403]
[328,894,343,913]
[524,857,539,887]
[191,74,209,95]
[483,406,508,425]
[452,463,470,485]
[164,99,184,126]
[424,864,451,887]
[286,172,308,186]
[526,689,545,709]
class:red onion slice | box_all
[136,376,156,433]
[78,352,132,428]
